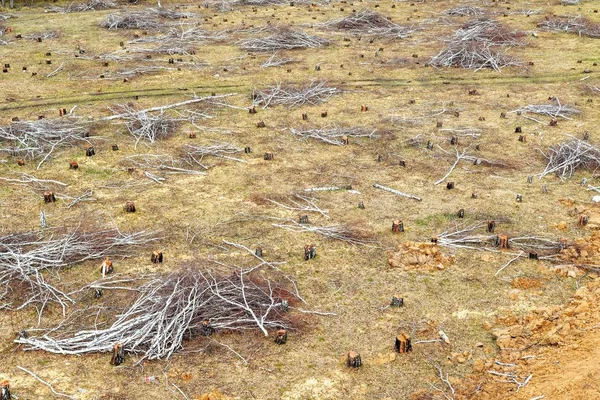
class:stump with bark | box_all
[496,234,508,249]
[450,136,458,145]
[427,140,434,150]
[110,343,125,366]
[361,105,368,112]
[256,120,266,128]
[69,161,79,170]
[95,289,103,299]
[529,252,538,260]
[392,220,404,233]
[151,250,163,264]
[516,194,523,202]
[321,111,328,118]
[302,113,308,120]
[124,201,136,213]
[515,126,522,133]
[346,351,362,368]
[487,220,495,233]
[17,159,25,166]
[299,215,309,224]
[275,329,288,345]
[394,332,412,353]
[255,247,263,257]
[457,208,464,218]
[43,191,56,203]
[189,132,196,139]
[244,146,252,154]
[112,144,119,151]
[264,152,274,160]
[249,106,257,114]
[304,244,316,260]
[549,119,558,127]
[100,258,114,276]
[0,380,10,400]
[358,201,365,209]
[86,146,95,157]
[390,295,403,307]
[342,135,349,145]
[579,215,589,227]
[200,320,215,336]
[446,182,454,190]
[518,135,526,143]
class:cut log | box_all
[274,329,288,345]
[394,332,412,353]
[346,351,362,368]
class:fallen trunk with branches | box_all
[511,99,580,120]
[539,138,600,179]
[290,126,377,145]
[16,262,301,360]
[253,81,339,108]
[0,227,160,319]
[108,105,180,148]
[102,8,193,30]
[239,27,329,51]
[182,142,245,169]
[318,11,415,38]
[273,220,376,246]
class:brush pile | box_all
[512,99,580,120]
[127,26,228,55]
[109,105,180,147]
[240,27,329,51]
[538,15,600,38]
[445,5,485,16]
[102,8,193,30]
[253,81,339,108]
[290,127,378,145]
[319,11,415,38]
[47,0,116,13]
[539,138,600,179]
[430,18,525,71]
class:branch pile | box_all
[539,138,600,178]
[290,126,377,145]
[273,220,376,246]
[16,264,301,360]
[109,105,180,147]
[181,142,245,169]
[253,80,339,108]
[0,228,160,317]
[512,98,580,120]
[239,27,329,51]
[537,15,600,38]
[445,6,485,16]
[0,118,90,166]
[318,11,415,38]
[102,8,193,30]
[430,18,526,71]
[127,26,228,55]
[47,0,116,13]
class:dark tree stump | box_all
[446,182,454,190]
[112,144,119,151]
[189,132,197,139]
[361,105,368,112]
[358,201,365,209]
[427,140,434,150]
[100,258,114,276]
[249,106,257,114]
[436,121,442,128]
[390,295,403,307]
[110,343,125,366]
[200,320,215,336]
[487,220,495,233]
[500,112,506,118]
[479,116,485,121]
[274,329,288,345]
[256,120,266,128]
[264,152,274,160]
[69,161,79,170]
[394,332,412,353]
[86,146,95,157]
[471,192,478,199]
[244,146,251,154]
[11,117,19,121]
[377,154,383,162]
[431,237,438,243]
[516,194,523,202]
[529,252,538,260]
[584,131,590,140]
[255,247,263,257]
[59,108,63,117]
[43,191,56,203]
[496,234,509,249]
[409,99,415,104]
[579,215,589,227]
[299,215,309,224]
[342,135,349,145]
[398,160,405,167]
[391,220,404,233]
[17,159,25,166]
[94,289,103,299]
[457,208,464,218]
[304,244,316,260]
[559,238,568,250]
[302,112,308,120]
[549,119,558,127]
[468,89,478,95]
[515,126,522,133]
[450,136,458,145]
[124,201,136,213]
[518,135,526,143]
[321,111,328,118]
[346,351,362,368]
[1,380,11,400]
[315,65,321,71]
[151,250,163,264]
[527,176,533,184]
[62,108,67,116]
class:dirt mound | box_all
[388,242,454,272]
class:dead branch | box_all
[511,98,580,120]
[261,53,295,68]
[102,8,193,30]
[495,251,524,276]
[182,142,245,168]
[65,189,95,209]
[123,154,207,176]
[265,194,329,218]
[373,183,422,201]
[47,0,116,13]
[290,126,377,145]
[253,80,339,108]
[273,219,375,246]
[537,15,600,38]
[538,137,600,178]
[17,366,76,400]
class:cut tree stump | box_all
[496,234,508,249]
[43,191,56,203]
[304,244,316,260]
[302,112,308,120]
[390,295,403,307]
[487,220,495,233]
[264,152,274,160]
[450,136,458,145]
[515,126,522,133]
[17,159,25,166]
[427,140,434,150]
[394,332,412,353]
[472,192,478,199]
[299,215,309,224]
[342,135,349,145]
[446,182,454,190]
[529,252,538,260]
[94,289,103,299]
[361,105,368,112]
[516,194,523,202]
[69,161,78,170]
[518,135,526,143]
[189,132,196,139]
[200,320,215,336]
[112,144,119,151]
[255,247,263,257]
[358,201,365,209]
[249,106,257,114]
[100,258,114,276]
[110,343,125,366]
[1,380,11,400]
[457,208,464,218]
[256,120,266,128]
[275,329,288,345]
[151,250,163,264]
[579,215,589,227]
[346,351,362,368]
[244,146,252,154]
[124,201,136,213]
[392,220,404,233]
[321,111,328,118]
[86,146,95,157]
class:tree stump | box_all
[189,132,196,139]
[11,117,19,122]
[392,220,404,233]
[450,136,458,145]
[431,237,438,243]
[559,238,568,250]
[255,247,263,257]
[584,131,590,140]
[427,140,434,150]
[17,159,25,166]
[124,201,136,213]
[244,146,251,154]
[200,320,215,336]
[342,136,349,145]
[549,119,558,127]
[394,332,412,353]
[321,111,328,118]
[471,192,478,199]
[249,106,257,114]
[304,244,316,260]
[516,194,523,202]
[59,108,63,117]
[361,105,368,112]
[377,154,383,162]
[436,121,442,128]
[302,112,308,120]
[94,289,103,299]
[264,152,274,160]
[398,160,405,167]
[256,120,265,128]
[487,220,495,233]
[579,215,589,227]
[479,116,485,121]
[468,89,478,95]
[358,201,365,209]
[280,299,289,312]
[529,252,538,260]
[100,258,114,276]
[457,208,464,218]
[527,176,533,184]
[446,182,454,190]
[299,215,309,224]
[496,234,509,249]
[1,380,11,400]
[390,295,403,307]
[86,146,95,157]
[151,251,163,264]
[515,126,522,133]
[43,191,56,203]
[346,351,362,368]
[110,343,125,366]
[69,161,79,170]
[275,329,288,345]
[315,65,321,71]
[518,135,527,143]
[500,112,506,118]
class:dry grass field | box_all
[0,0,599,399]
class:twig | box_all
[17,366,76,400]
[495,251,524,276]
